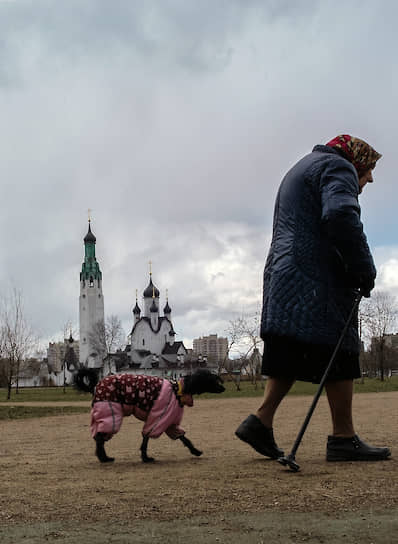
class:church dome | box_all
[163,301,171,314]
[84,223,96,243]
[143,277,160,298]
[133,302,141,315]
[150,299,158,313]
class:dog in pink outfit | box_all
[74,368,224,463]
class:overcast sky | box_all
[1,0,398,351]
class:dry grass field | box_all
[0,392,397,543]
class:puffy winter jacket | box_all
[260,145,376,353]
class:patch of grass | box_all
[1,377,397,404]
[0,387,91,403]
[353,376,398,393]
[0,405,90,420]
[201,379,319,399]
[202,376,398,399]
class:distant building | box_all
[47,334,81,386]
[370,332,398,353]
[383,333,398,350]
[17,359,51,388]
[17,334,81,387]
[48,336,80,373]
[79,220,105,367]
[192,334,228,364]
[126,272,188,374]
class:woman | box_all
[236,135,391,463]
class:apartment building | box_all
[192,334,228,363]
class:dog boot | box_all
[94,433,115,463]
[326,434,391,462]
[235,414,284,459]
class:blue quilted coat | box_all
[260,145,376,353]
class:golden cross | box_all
[166,288,169,301]
[88,208,92,223]
[149,260,152,276]
[135,289,138,302]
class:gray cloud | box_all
[1,0,398,347]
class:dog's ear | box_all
[183,369,225,395]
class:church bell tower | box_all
[79,218,105,365]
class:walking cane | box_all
[278,292,363,472]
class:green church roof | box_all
[80,222,102,281]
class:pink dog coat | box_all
[90,374,185,442]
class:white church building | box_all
[78,220,109,370]
[127,274,188,373]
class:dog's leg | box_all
[179,435,203,457]
[94,433,115,463]
[140,436,155,463]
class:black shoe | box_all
[235,414,284,459]
[326,434,391,462]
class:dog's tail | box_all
[73,367,99,395]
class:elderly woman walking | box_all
[236,135,391,463]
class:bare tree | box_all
[89,319,107,361]
[360,291,398,381]
[219,313,263,390]
[0,322,7,387]
[0,288,36,399]
[89,315,125,368]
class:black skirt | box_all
[261,334,360,384]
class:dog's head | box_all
[73,367,99,394]
[183,369,225,395]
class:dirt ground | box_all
[0,392,397,543]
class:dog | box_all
[74,367,225,463]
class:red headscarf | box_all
[326,134,382,175]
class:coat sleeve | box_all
[319,158,376,291]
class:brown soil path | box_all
[0,392,397,543]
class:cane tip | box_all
[277,455,300,472]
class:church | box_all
[79,220,188,377]
[126,271,188,372]
[78,219,106,370]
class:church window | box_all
[89,276,94,287]
[98,294,101,298]
[142,339,145,346]
[82,294,86,298]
